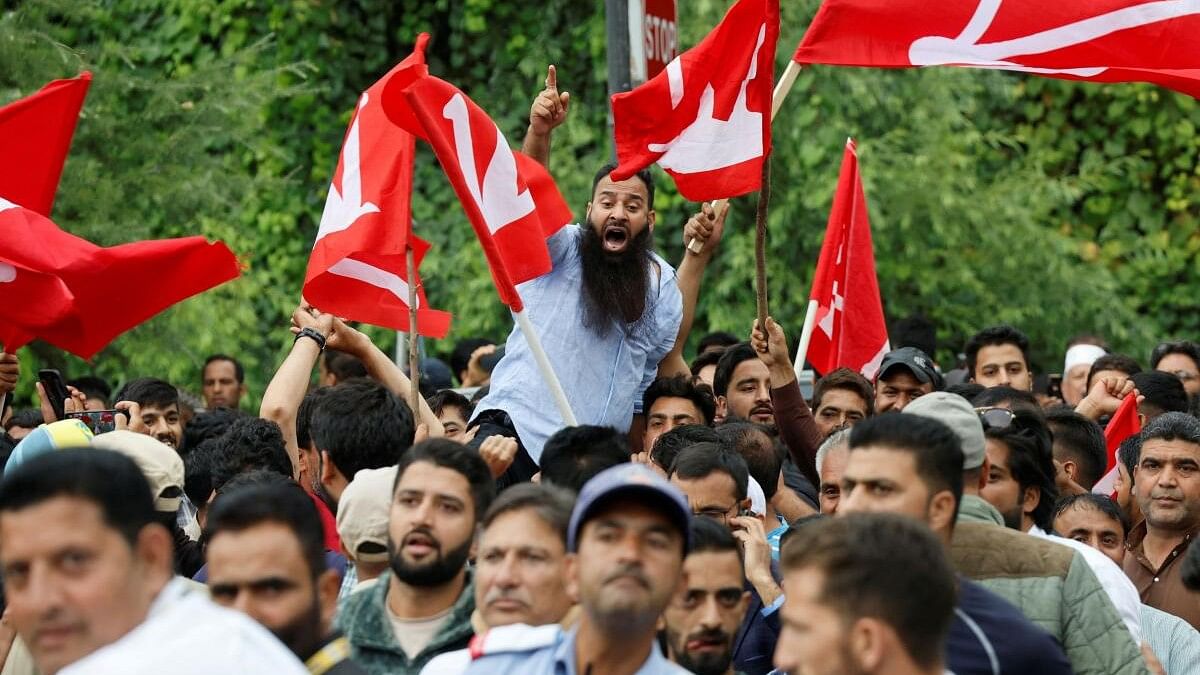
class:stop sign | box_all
[643,0,678,78]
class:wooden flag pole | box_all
[514,308,578,426]
[405,247,421,414]
[754,153,772,332]
[687,60,802,254]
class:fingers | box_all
[546,64,557,91]
[559,91,570,111]
[461,426,480,444]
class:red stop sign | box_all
[643,0,678,78]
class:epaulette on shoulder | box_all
[467,623,563,660]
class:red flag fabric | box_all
[610,0,780,201]
[806,139,890,379]
[303,34,451,338]
[386,74,572,312]
[0,72,91,217]
[0,199,240,359]
[1093,393,1142,496]
[793,1,1200,98]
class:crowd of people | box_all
[0,76,1199,675]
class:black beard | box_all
[388,529,472,587]
[579,224,653,336]
[668,628,734,675]
[272,592,326,661]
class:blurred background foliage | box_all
[1,0,1196,408]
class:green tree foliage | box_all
[1,0,1195,407]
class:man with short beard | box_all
[337,439,496,674]
[469,69,726,484]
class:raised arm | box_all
[658,202,729,378]
[521,65,570,170]
[261,304,332,478]
[751,317,823,486]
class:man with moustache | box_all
[337,439,496,674]
[469,68,726,483]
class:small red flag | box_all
[1094,393,1142,496]
[386,73,571,312]
[0,72,91,217]
[806,139,890,379]
[793,0,1200,99]
[610,0,779,201]
[303,34,451,338]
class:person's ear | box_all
[647,208,656,232]
[564,553,581,603]
[1062,459,1078,482]
[927,489,957,534]
[850,617,886,671]
[1022,485,1041,519]
[716,395,728,418]
[135,523,175,582]
[320,450,338,487]
[317,568,340,629]
[977,456,991,491]
[238,383,248,397]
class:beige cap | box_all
[337,466,396,563]
[91,430,185,512]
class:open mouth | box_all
[750,405,773,421]
[602,224,630,253]
[403,532,437,556]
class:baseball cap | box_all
[4,419,94,474]
[902,392,986,470]
[91,430,185,512]
[877,347,944,390]
[567,463,691,553]
[337,465,397,563]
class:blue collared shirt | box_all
[472,225,682,462]
[461,626,690,675]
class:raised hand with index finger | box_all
[529,65,570,136]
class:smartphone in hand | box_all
[67,410,119,435]
[37,369,71,422]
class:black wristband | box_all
[294,327,327,352]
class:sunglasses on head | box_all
[974,406,1015,430]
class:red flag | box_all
[610,0,780,201]
[386,74,572,311]
[806,139,889,379]
[303,35,451,338]
[0,72,91,217]
[1093,393,1142,496]
[793,1,1200,98]
[0,200,240,359]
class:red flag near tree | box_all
[303,34,451,338]
[805,139,890,379]
[793,0,1200,98]
[0,71,91,216]
[386,73,572,311]
[610,0,780,201]
[1094,393,1142,496]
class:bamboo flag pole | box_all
[515,308,578,426]
[405,247,421,414]
[687,60,802,254]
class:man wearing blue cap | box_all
[451,463,692,674]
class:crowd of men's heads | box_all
[3,323,1200,674]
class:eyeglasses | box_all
[694,503,737,523]
[975,406,1015,430]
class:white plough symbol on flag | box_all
[910,0,1200,75]
[0,198,16,283]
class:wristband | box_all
[294,327,327,352]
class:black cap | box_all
[877,347,943,390]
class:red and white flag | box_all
[386,74,572,311]
[793,0,1200,98]
[1093,393,1142,496]
[610,0,780,201]
[303,34,452,338]
[806,139,889,379]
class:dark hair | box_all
[540,425,629,493]
[428,389,472,419]
[1150,340,1200,372]
[1045,409,1106,490]
[944,383,985,401]
[971,387,1041,415]
[203,354,245,384]
[1184,532,1200,591]
[813,368,875,415]
[1118,434,1143,487]
[450,338,495,383]
[184,439,219,506]
[697,332,740,355]
[1131,371,1189,416]
[396,438,495,520]
[3,408,42,432]
[66,376,112,406]
[848,414,964,513]
[0,449,157,546]
[891,315,937,361]
[650,424,721,473]
[323,351,368,382]
[182,407,245,455]
[296,387,332,451]
[643,375,716,426]
[964,325,1030,377]
[310,380,414,480]
[715,422,781,502]
[689,515,740,558]
[688,350,725,379]
[1052,493,1129,538]
[113,377,178,409]
[984,409,1058,531]
[1140,411,1200,448]
[780,513,957,670]
[669,442,749,502]
[209,417,293,491]
[592,162,655,210]
[713,342,759,398]
[206,478,325,582]
[1086,353,1142,391]
[481,482,575,547]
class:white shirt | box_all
[1027,525,1143,643]
[60,578,307,674]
